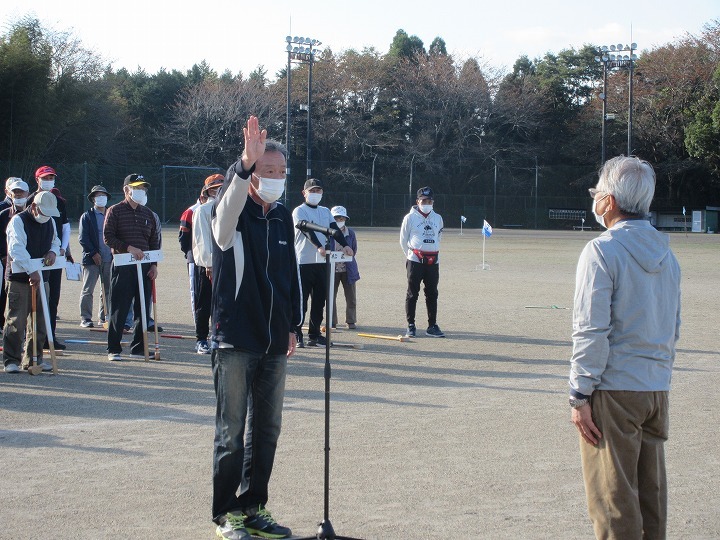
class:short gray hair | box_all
[264,139,287,159]
[596,156,656,216]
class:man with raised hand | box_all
[210,116,300,540]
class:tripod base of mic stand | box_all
[295,519,364,540]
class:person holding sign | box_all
[2,191,60,373]
[103,174,160,361]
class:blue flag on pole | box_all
[482,220,493,237]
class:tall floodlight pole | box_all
[595,43,638,163]
[627,43,637,155]
[284,36,292,204]
[306,52,313,179]
[286,36,322,181]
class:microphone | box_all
[296,220,344,242]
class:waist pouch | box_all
[412,249,439,265]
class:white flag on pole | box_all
[482,220,493,237]
[461,215,467,223]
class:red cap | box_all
[35,165,57,179]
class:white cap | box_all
[34,190,60,217]
[330,205,348,219]
[7,177,29,192]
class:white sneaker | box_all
[108,353,122,361]
[39,361,53,372]
[4,363,21,373]
[129,353,146,359]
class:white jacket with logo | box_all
[399,206,444,263]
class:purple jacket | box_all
[331,227,360,284]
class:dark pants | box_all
[405,260,439,327]
[107,262,153,355]
[47,268,62,342]
[212,348,287,523]
[193,265,212,341]
[0,274,6,329]
[296,263,327,340]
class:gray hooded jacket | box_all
[569,219,681,396]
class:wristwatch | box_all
[569,396,590,408]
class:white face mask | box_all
[418,204,433,214]
[94,195,108,208]
[12,197,27,208]
[34,212,51,224]
[592,197,609,229]
[254,175,286,203]
[40,180,55,191]
[335,219,346,228]
[130,188,147,206]
[306,192,323,206]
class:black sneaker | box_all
[45,340,67,350]
[307,335,328,347]
[405,324,416,338]
[243,505,291,539]
[425,324,445,338]
[296,333,305,348]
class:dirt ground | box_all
[1,226,718,539]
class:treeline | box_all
[1,16,719,214]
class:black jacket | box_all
[211,166,302,355]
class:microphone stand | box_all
[298,232,363,540]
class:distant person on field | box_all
[104,174,160,361]
[0,178,30,330]
[26,166,72,350]
[179,183,208,318]
[190,173,224,354]
[399,186,445,338]
[329,205,359,329]
[78,185,112,328]
[2,191,60,373]
[569,156,681,539]
[292,178,353,347]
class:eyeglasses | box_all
[588,188,606,200]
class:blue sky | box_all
[2,0,717,78]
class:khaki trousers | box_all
[580,390,669,540]
[2,280,49,367]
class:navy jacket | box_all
[78,208,103,266]
[211,164,302,355]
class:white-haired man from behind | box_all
[569,155,681,539]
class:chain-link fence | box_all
[0,160,675,230]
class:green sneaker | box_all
[243,505,292,538]
[216,511,251,539]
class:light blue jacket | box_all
[569,219,681,396]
